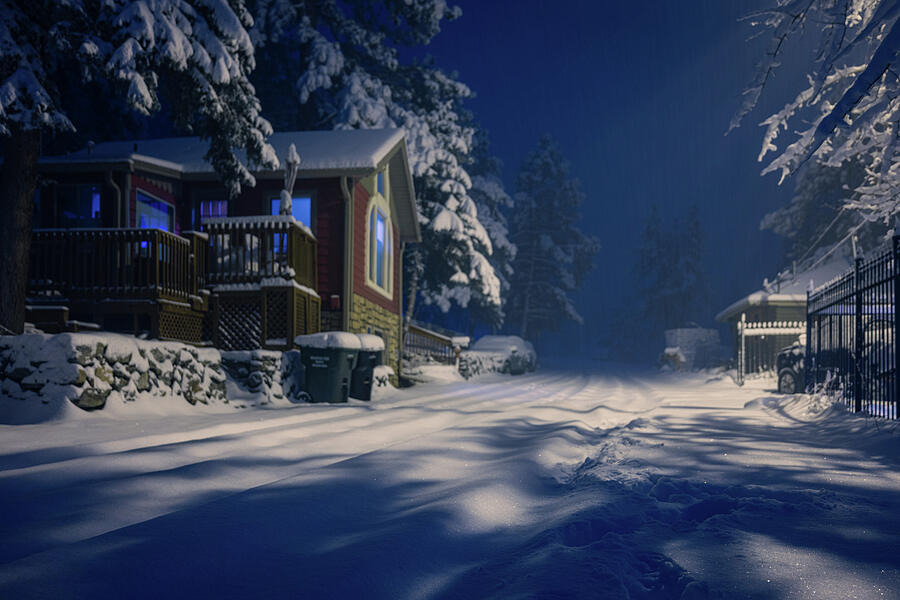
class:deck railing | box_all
[29,228,196,302]
[203,216,316,290]
[404,321,469,364]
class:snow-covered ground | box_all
[1,367,899,599]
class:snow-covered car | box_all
[461,335,537,377]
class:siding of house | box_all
[346,180,402,380]
[315,179,345,330]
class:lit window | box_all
[367,200,392,297]
[271,196,312,228]
[199,200,228,223]
[376,171,385,197]
[136,191,174,231]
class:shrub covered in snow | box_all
[459,335,537,379]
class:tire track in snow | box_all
[0,373,573,491]
[0,372,591,565]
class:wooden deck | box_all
[27,218,320,348]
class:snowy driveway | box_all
[1,369,899,599]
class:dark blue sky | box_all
[422,0,805,338]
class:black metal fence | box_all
[806,236,899,419]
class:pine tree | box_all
[247,1,503,329]
[733,0,900,229]
[467,132,515,332]
[760,159,886,266]
[506,136,598,342]
[0,0,278,334]
[621,204,709,361]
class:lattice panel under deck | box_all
[265,289,288,342]
[159,309,203,343]
[295,292,307,335]
[309,296,320,333]
[218,298,262,350]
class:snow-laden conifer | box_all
[247,0,502,323]
[734,0,900,229]
[0,0,277,334]
[1,0,277,193]
[506,136,598,342]
[467,134,516,330]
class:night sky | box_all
[420,0,807,345]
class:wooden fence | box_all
[404,321,468,364]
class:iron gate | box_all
[806,237,899,419]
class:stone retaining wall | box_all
[0,333,298,412]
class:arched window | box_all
[365,173,393,298]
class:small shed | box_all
[716,254,853,372]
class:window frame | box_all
[364,180,393,299]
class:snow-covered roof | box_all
[39,129,421,243]
[40,129,406,177]
[716,253,854,322]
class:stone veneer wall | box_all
[348,293,400,383]
[320,309,343,333]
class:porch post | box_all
[854,256,863,412]
[806,289,812,393]
[738,312,745,387]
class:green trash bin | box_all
[350,334,385,401]
[294,333,361,403]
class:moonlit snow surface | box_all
[1,369,899,599]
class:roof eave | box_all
[382,138,420,243]
[715,292,807,323]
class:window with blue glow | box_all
[367,201,392,296]
[375,211,386,287]
[200,200,228,223]
[271,196,312,228]
[136,191,174,231]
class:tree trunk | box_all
[520,242,536,340]
[0,126,40,335]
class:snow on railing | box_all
[203,217,316,289]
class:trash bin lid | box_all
[294,332,362,350]
[356,334,385,352]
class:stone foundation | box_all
[348,294,401,384]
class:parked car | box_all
[464,336,538,376]
[777,333,860,395]
[776,341,805,394]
